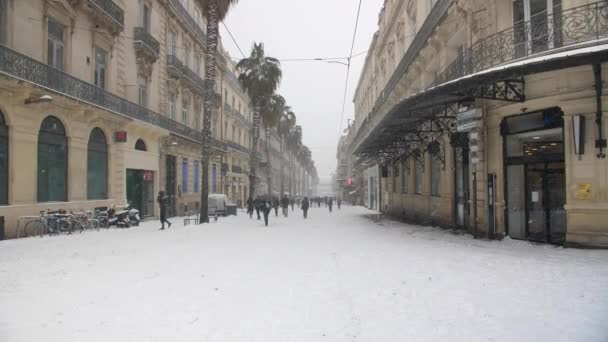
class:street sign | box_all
[457,108,482,132]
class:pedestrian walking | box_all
[281,195,289,217]
[290,198,295,212]
[337,198,342,210]
[254,197,262,220]
[157,191,172,230]
[272,197,280,217]
[247,197,255,219]
[328,198,333,213]
[262,200,272,227]
[301,196,310,219]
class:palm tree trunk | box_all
[266,127,272,196]
[288,149,292,199]
[249,99,262,199]
[280,134,284,197]
[199,1,219,224]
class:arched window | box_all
[135,139,147,151]
[0,111,8,205]
[87,128,108,199]
[38,116,67,202]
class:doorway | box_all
[452,134,470,229]
[165,155,177,217]
[504,112,565,244]
[126,169,154,217]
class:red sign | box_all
[143,171,154,182]
[115,131,128,143]
[345,178,353,186]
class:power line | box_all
[221,21,246,58]
[338,0,362,136]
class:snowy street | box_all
[1,205,607,342]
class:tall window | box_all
[38,116,67,202]
[0,110,7,205]
[168,31,176,56]
[194,8,201,27]
[140,0,151,32]
[182,101,189,125]
[414,151,423,195]
[0,0,5,44]
[87,128,108,200]
[392,163,399,193]
[182,158,188,193]
[94,48,107,89]
[138,75,148,107]
[47,19,65,70]
[430,146,441,197]
[195,54,201,75]
[212,163,217,193]
[195,111,201,130]
[182,0,188,10]
[194,161,200,193]
[168,94,176,120]
[401,159,409,194]
[184,45,190,68]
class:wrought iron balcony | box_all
[181,64,205,94]
[231,165,244,174]
[86,0,124,33]
[0,44,223,150]
[166,0,207,47]
[167,54,184,78]
[134,27,160,62]
[432,1,608,88]
[225,140,251,156]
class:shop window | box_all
[87,128,108,200]
[430,151,441,197]
[182,158,188,193]
[401,159,409,194]
[0,110,7,205]
[135,139,147,151]
[38,116,67,202]
[194,161,200,193]
[414,151,423,195]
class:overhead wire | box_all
[338,0,363,136]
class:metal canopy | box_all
[354,44,608,158]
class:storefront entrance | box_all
[503,108,566,244]
[165,155,177,217]
[126,169,155,217]
[452,134,470,229]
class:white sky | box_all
[220,0,384,178]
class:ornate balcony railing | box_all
[234,110,251,128]
[166,0,207,48]
[182,64,205,93]
[231,165,244,174]
[0,44,224,150]
[133,27,160,61]
[167,54,184,78]
[225,140,251,156]
[432,1,608,87]
[88,0,124,31]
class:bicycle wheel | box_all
[23,220,45,237]
[56,219,72,235]
[87,219,100,231]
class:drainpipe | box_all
[593,64,606,159]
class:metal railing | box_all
[166,0,207,47]
[134,27,160,58]
[182,63,205,93]
[167,54,184,77]
[225,140,251,155]
[433,1,608,87]
[231,165,244,174]
[89,0,124,29]
[167,54,205,94]
[0,44,225,150]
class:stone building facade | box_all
[352,0,608,247]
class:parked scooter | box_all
[127,205,141,226]
[107,205,131,228]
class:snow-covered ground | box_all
[1,205,607,342]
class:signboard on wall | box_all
[576,183,592,200]
[457,108,482,132]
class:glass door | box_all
[165,155,177,217]
[546,163,566,244]
[526,164,546,242]
[454,146,469,228]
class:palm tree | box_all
[278,108,296,197]
[261,94,285,196]
[236,43,282,199]
[287,125,302,198]
[199,0,239,224]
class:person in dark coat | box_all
[281,195,289,217]
[247,197,255,219]
[337,198,342,210]
[301,197,310,219]
[290,198,295,212]
[262,200,272,227]
[272,197,280,217]
[157,191,172,230]
[254,197,262,220]
[328,198,334,212]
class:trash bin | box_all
[226,204,238,216]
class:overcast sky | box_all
[220,0,384,179]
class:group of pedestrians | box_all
[310,196,341,211]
